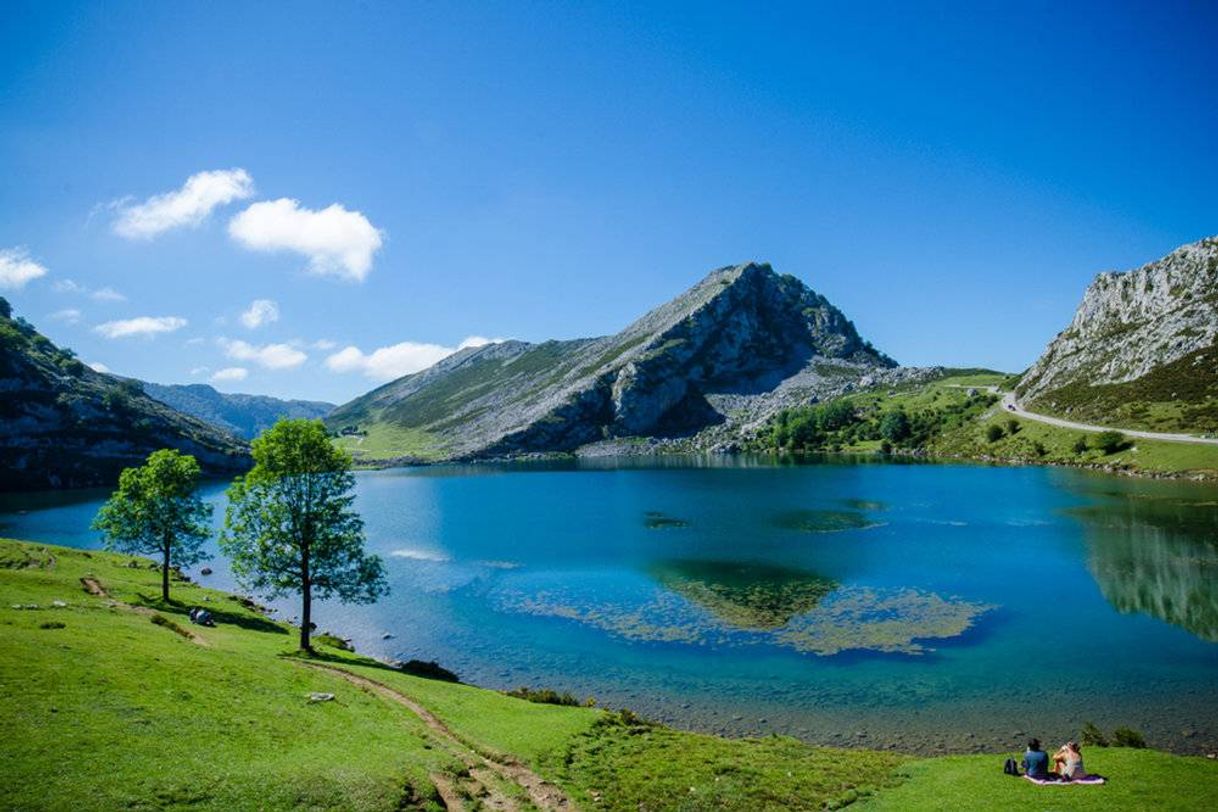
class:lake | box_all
[2,455,1216,756]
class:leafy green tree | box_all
[220,419,388,652]
[985,424,1005,443]
[1093,430,1128,455]
[1072,435,1090,454]
[879,410,911,443]
[92,449,212,602]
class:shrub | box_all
[397,659,459,683]
[39,621,66,630]
[879,410,911,442]
[1112,726,1147,748]
[1072,435,1090,454]
[1093,431,1128,455]
[505,686,583,706]
[1031,441,1047,457]
[985,424,1005,443]
[314,632,353,651]
[1005,419,1021,435]
[1080,721,1109,747]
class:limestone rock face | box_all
[1019,236,1218,403]
[328,262,897,460]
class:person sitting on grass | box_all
[1054,740,1085,781]
[1022,738,1053,779]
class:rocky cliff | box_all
[329,262,901,461]
[0,298,250,490]
[1017,236,1218,431]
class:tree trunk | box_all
[300,545,312,652]
[161,544,171,602]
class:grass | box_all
[333,422,446,464]
[4,537,1216,810]
[862,749,1218,811]
[932,409,1218,478]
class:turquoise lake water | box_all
[2,455,1216,755]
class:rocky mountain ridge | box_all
[141,382,334,440]
[1019,236,1218,403]
[329,262,903,461]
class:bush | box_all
[1072,435,1090,454]
[1080,721,1109,747]
[879,410,911,442]
[1005,419,1021,435]
[1093,430,1129,455]
[314,632,353,651]
[397,659,459,683]
[1112,726,1147,748]
[1031,441,1047,457]
[504,686,592,706]
[985,424,1005,443]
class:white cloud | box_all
[458,336,503,350]
[49,308,82,324]
[114,168,254,239]
[91,287,126,302]
[240,298,280,329]
[211,366,249,383]
[312,338,337,350]
[0,247,49,290]
[218,337,307,370]
[87,361,111,373]
[52,278,126,302]
[228,198,383,282]
[325,336,501,381]
[94,316,188,339]
[189,365,210,375]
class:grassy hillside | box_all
[4,538,1216,810]
[1022,342,1218,435]
[754,370,1218,479]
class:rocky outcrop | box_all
[328,262,897,460]
[1019,236,1218,404]
[0,298,250,491]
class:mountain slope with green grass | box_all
[751,370,1218,478]
[5,537,1216,810]
[328,263,901,464]
[0,298,249,491]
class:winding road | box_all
[997,391,1218,447]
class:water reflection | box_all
[1073,484,1218,642]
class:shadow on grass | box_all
[133,593,288,635]
[281,648,463,683]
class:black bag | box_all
[1003,757,1020,776]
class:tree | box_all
[1072,435,1090,454]
[220,419,388,652]
[1093,430,1128,455]
[985,424,1005,443]
[92,449,212,602]
[879,410,911,443]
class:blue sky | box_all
[1,1,1215,403]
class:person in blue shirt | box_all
[1023,738,1052,779]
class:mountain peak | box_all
[328,261,896,462]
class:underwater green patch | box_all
[651,559,838,629]
[842,498,888,511]
[774,509,881,533]
[775,587,994,656]
[642,511,690,529]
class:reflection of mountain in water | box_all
[1076,495,1218,642]
[651,559,838,630]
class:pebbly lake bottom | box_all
[2,454,1217,757]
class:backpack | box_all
[1003,758,1020,776]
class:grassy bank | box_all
[756,370,1218,479]
[3,538,1215,810]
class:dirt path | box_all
[300,661,574,811]
[1000,392,1218,446]
[79,576,210,646]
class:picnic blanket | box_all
[1022,774,1106,786]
